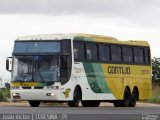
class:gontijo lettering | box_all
[108,66,130,75]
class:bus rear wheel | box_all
[123,88,131,107]
[29,101,40,107]
[81,101,101,107]
[68,88,81,107]
[129,88,138,107]
[114,88,131,107]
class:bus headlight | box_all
[46,93,55,96]
[12,93,20,96]
[51,93,55,96]
[12,93,20,99]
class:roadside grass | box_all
[0,88,10,101]
[52,102,64,106]
[148,85,160,103]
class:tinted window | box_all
[14,41,60,53]
[111,46,121,62]
[86,44,98,60]
[61,40,71,53]
[122,46,133,62]
[144,48,150,64]
[74,43,85,60]
[99,45,110,61]
[134,47,144,63]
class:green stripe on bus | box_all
[92,63,111,93]
[74,36,94,41]
[83,63,101,93]
[83,63,111,93]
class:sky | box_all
[0,0,160,81]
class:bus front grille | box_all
[21,87,44,89]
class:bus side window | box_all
[111,46,122,62]
[61,40,71,53]
[144,48,150,64]
[86,44,98,60]
[99,44,110,61]
[122,46,133,63]
[61,56,67,70]
[73,43,85,60]
[60,55,72,85]
[133,47,144,63]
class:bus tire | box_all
[82,101,100,107]
[123,88,131,107]
[68,87,81,107]
[129,88,138,107]
[29,101,40,107]
[114,88,131,107]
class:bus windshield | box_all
[13,41,60,53]
[12,55,60,82]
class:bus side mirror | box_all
[6,57,12,72]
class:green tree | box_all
[152,57,160,85]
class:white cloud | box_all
[0,13,159,80]
[0,40,13,80]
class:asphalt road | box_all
[0,106,159,120]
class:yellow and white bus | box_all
[6,33,152,107]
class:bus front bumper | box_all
[11,89,64,101]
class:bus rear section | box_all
[72,34,152,107]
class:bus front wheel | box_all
[29,101,40,107]
[68,87,81,107]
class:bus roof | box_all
[16,33,73,41]
[16,33,149,47]
[74,33,149,47]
